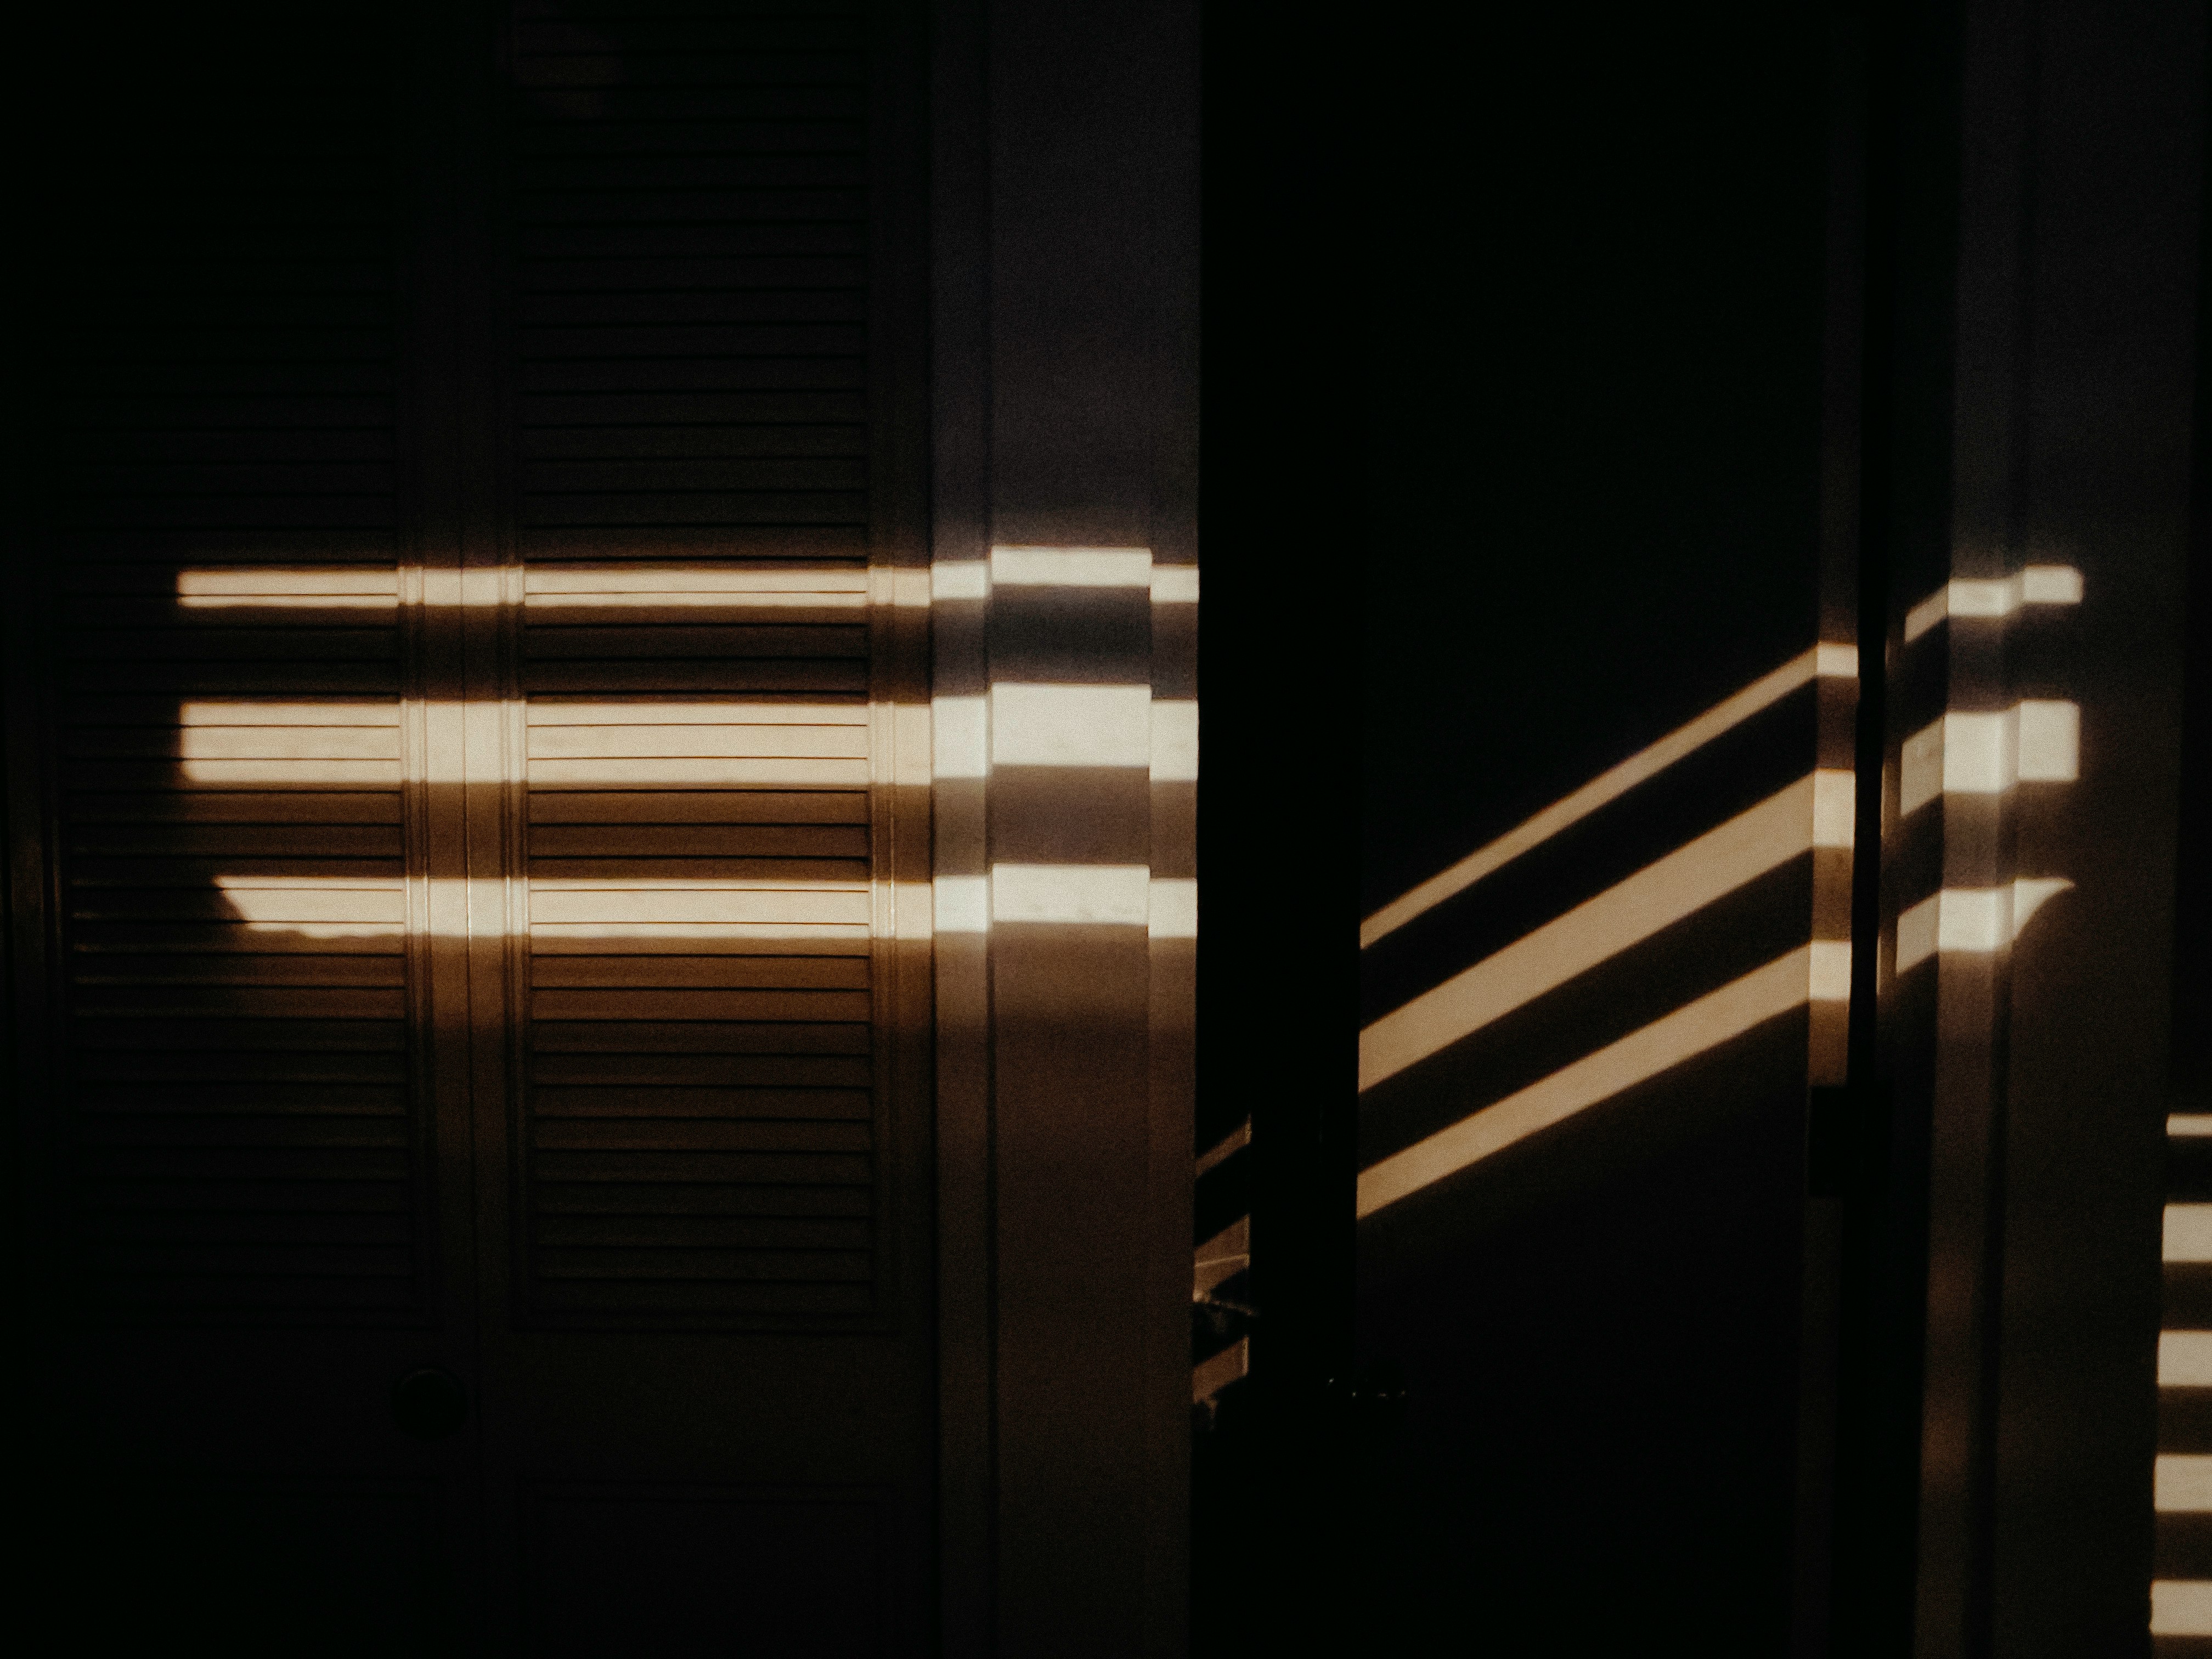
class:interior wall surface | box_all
[1844,1,2204,1653]
[1354,5,1833,1650]
[929,0,1200,1653]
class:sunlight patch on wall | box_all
[932,871,1195,937]
[2159,1331,2212,1387]
[1893,878,2072,974]
[1899,701,2080,816]
[989,546,1152,588]
[1357,943,1849,1218]
[1360,772,1850,1093]
[2165,1206,2212,1262]
[2152,1581,2212,1635]
[2158,1457,2212,1511]
[1361,645,1859,950]
[1902,564,2083,642]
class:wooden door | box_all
[13,2,931,1650]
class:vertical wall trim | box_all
[930,2,995,1654]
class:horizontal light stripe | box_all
[991,684,1151,768]
[935,868,1189,934]
[2166,1206,2212,1262]
[991,864,1150,927]
[932,558,1195,603]
[1899,701,2080,816]
[1358,946,1839,1218]
[176,568,398,598]
[1361,648,1853,950]
[1149,878,1198,940]
[523,590,865,610]
[1152,699,1199,782]
[1152,566,1199,603]
[932,562,988,602]
[2160,1331,2212,1387]
[934,876,989,935]
[2171,1115,2212,1137]
[524,567,866,594]
[176,567,871,605]
[1902,564,2083,642]
[1894,879,2072,973]
[177,561,1188,608]
[1360,775,1831,1094]
[176,699,865,726]
[991,546,1152,588]
[2157,1456,2212,1511]
[2152,1581,2212,1635]
[933,695,987,780]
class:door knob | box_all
[392,1368,467,1440]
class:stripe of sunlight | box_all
[2165,1205,2212,1262]
[1194,1338,1249,1409]
[2159,1331,2212,1387]
[2152,1581,2212,1637]
[1359,644,1858,950]
[176,565,874,607]
[934,868,1197,938]
[1902,563,2082,643]
[1197,1120,1250,1178]
[2159,1241,2212,1633]
[1894,879,2072,974]
[1195,1215,1248,1301]
[172,569,1201,945]
[214,874,872,942]
[1359,770,1852,1094]
[1358,942,1850,1218]
[179,702,1194,943]
[2171,1116,2212,1137]
[1899,699,2080,816]
[930,557,1195,604]
[2158,1456,2212,1511]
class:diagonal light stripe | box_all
[1359,774,1840,1094]
[1358,945,1842,1218]
[1192,1336,1249,1406]
[1359,646,1855,950]
[1195,1119,1250,1177]
[1194,1216,1249,1300]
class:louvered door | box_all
[460,4,933,1648]
[517,565,881,1322]
[15,7,477,1647]
[15,1,930,1648]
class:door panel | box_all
[524,1486,885,1656]
[514,565,883,1324]
[18,2,930,1647]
